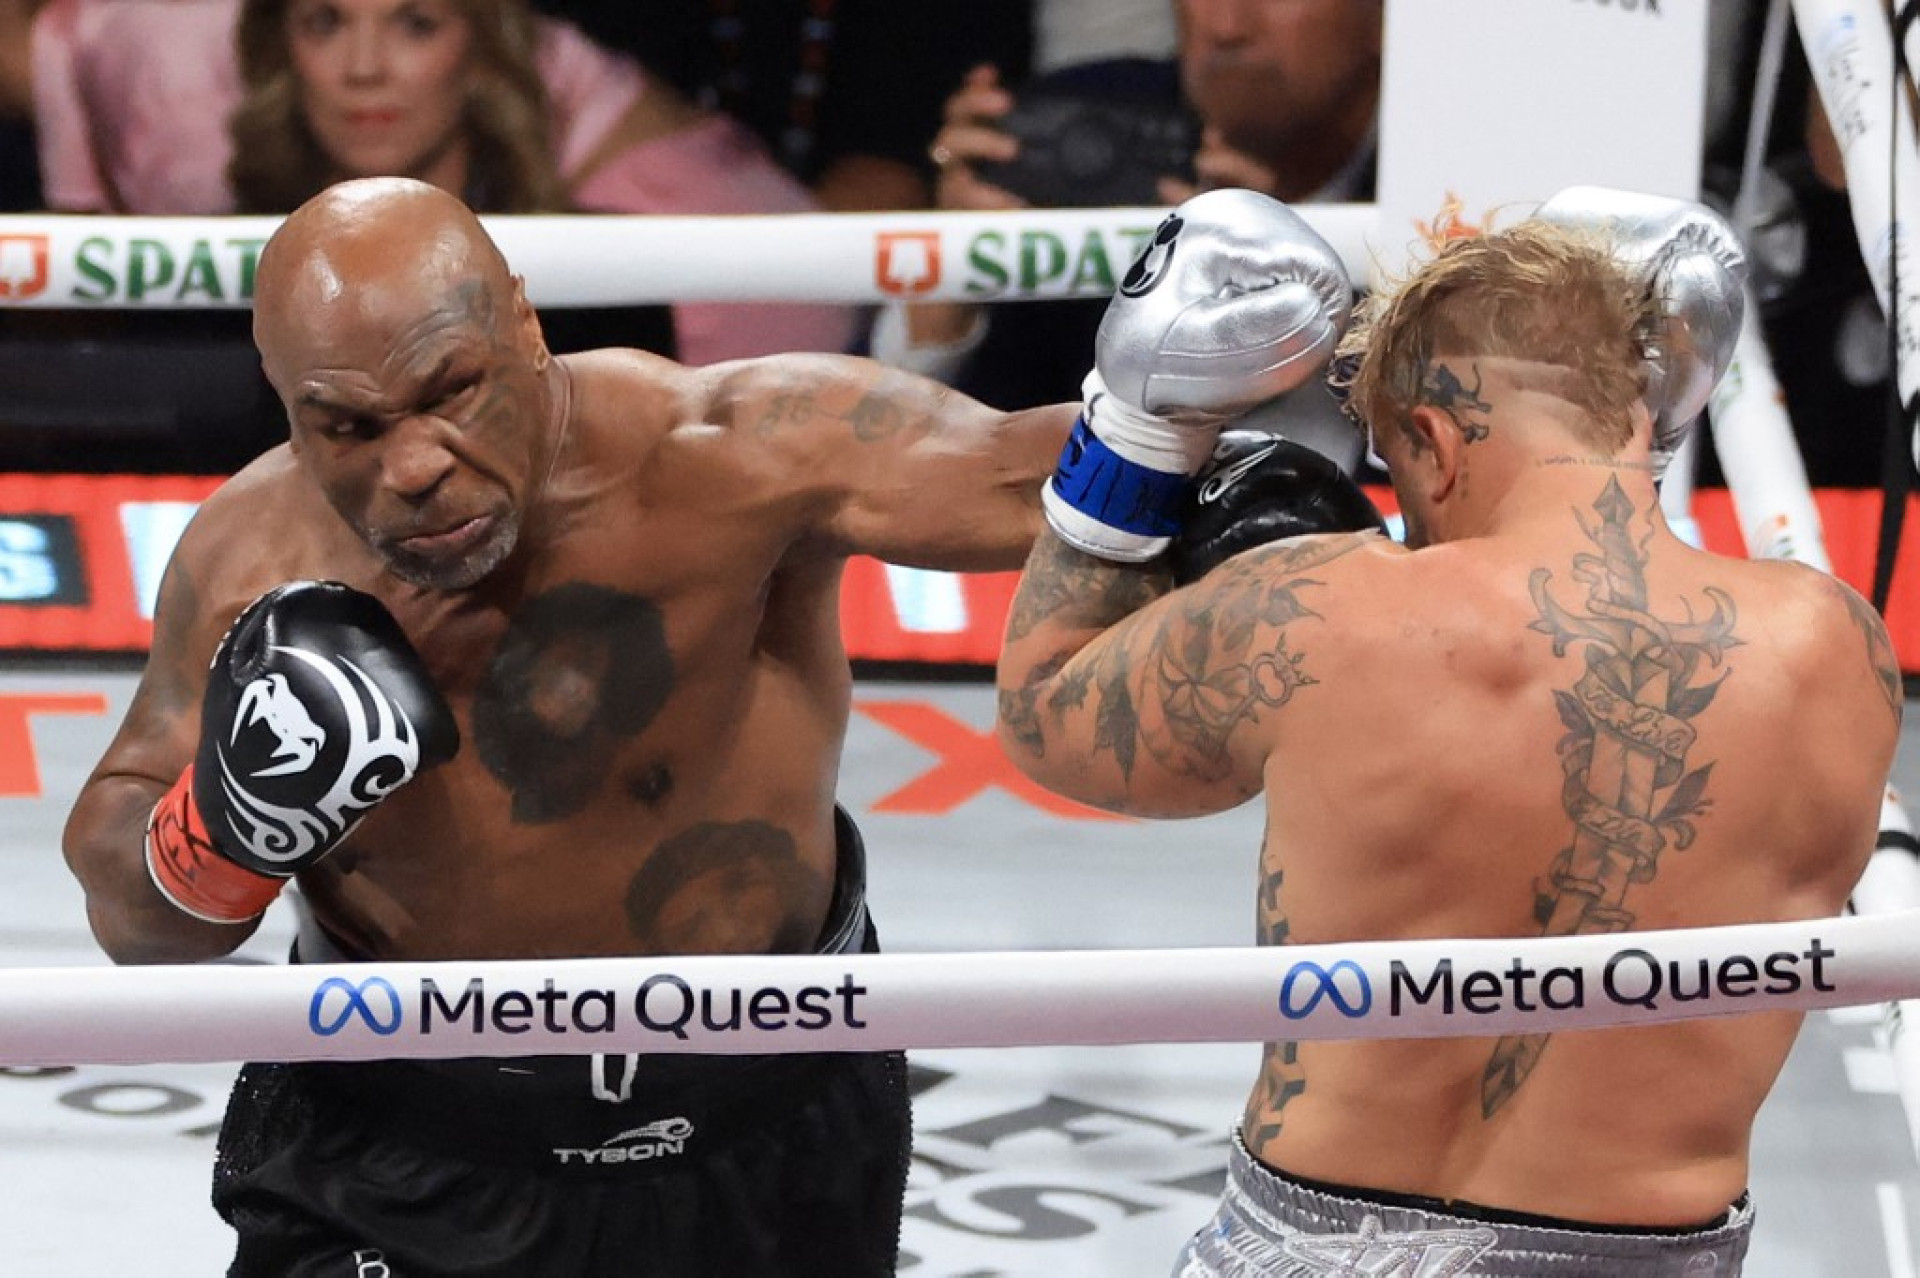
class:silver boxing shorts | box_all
[1174,1129,1753,1276]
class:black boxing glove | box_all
[1171,431,1387,586]
[145,581,459,923]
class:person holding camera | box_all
[872,0,1382,470]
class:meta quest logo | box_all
[305,938,1843,1048]
[307,972,872,1041]
[1275,941,1839,1023]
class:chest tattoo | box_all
[625,820,826,953]
[473,584,676,823]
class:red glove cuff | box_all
[144,766,284,924]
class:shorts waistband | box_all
[286,806,877,1173]
[1223,1132,1753,1275]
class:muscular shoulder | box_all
[176,448,311,569]
[560,348,694,459]
[644,351,935,487]
[1771,561,1904,720]
[1177,531,1410,668]
[685,353,916,441]
[165,449,335,611]
[561,348,849,515]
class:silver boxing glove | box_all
[1044,189,1355,562]
[1532,185,1748,476]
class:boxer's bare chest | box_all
[292,502,843,956]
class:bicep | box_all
[1000,535,1370,818]
[1000,555,1316,817]
[713,355,1071,570]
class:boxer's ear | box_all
[510,274,551,371]
[1406,404,1462,504]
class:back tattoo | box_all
[1483,478,1739,1118]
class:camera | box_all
[975,69,1198,209]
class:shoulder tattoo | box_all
[1033,533,1370,794]
[1824,576,1904,723]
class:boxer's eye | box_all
[434,378,479,413]
[325,416,379,441]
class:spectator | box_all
[1701,0,1889,489]
[529,0,1034,212]
[872,0,1380,470]
[30,0,858,366]
[0,0,41,210]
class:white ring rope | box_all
[1791,0,1920,415]
[2,910,1913,1068]
[0,206,1380,309]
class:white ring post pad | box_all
[0,911,1912,1067]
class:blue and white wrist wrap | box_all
[1043,416,1190,561]
[1041,371,1217,562]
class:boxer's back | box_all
[1245,493,1896,1225]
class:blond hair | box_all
[1332,219,1655,453]
[228,0,566,214]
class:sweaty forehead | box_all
[258,230,502,378]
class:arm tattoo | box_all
[1483,478,1740,1118]
[748,389,814,439]
[1005,536,1171,643]
[1143,565,1322,782]
[473,583,676,823]
[1002,537,1169,786]
[1010,534,1370,791]
[1152,539,1372,786]
[996,650,1070,759]
[846,385,911,441]
[1137,538,1371,782]
[1826,577,1904,723]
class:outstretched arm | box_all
[696,352,1077,572]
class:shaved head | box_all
[255,177,518,389]
[255,177,560,592]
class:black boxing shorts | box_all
[212,807,911,1278]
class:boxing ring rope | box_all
[0,910,1911,1068]
[1770,0,1920,1159]
[0,106,1913,1140]
[0,206,1379,308]
[1792,0,1920,424]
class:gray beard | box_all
[379,515,519,591]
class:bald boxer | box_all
[60,177,1330,1276]
[996,191,1902,1275]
